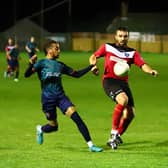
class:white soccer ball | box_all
[114,62,130,77]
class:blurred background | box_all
[0,0,168,53]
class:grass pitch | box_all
[0,51,167,168]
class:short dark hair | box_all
[43,40,59,55]
[116,26,129,33]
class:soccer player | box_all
[7,43,20,82]
[24,40,103,152]
[4,37,15,78]
[89,27,158,149]
[25,36,40,58]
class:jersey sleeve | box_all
[25,60,41,77]
[60,61,93,78]
[94,44,106,58]
[33,60,42,71]
[59,62,74,75]
[133,51,146,67]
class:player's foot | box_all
[36,125,43,145]
[107,134,123,149]
[14,78,19,82]
[89,145,103,152]
[115,134,123,145]
[107,140,118,149]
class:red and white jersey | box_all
[5,45,15,59]
[5,45,15,52]
[94,43,146,82]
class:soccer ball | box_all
[113,62,130,77]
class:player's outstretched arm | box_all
[141,64,158,77]
[70,64,95,78]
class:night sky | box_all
[0,0,167,32]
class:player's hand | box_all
[151,70,158,77]
[29,55,37,64]
[8,56,12,60]
[91,66,99,76]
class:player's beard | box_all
[54,54,59,59]
[119,40,127,46]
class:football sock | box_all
[112,104,125,130]
[118,118,132,135]
[71,112,91,142]
[42,124,58,133]
[111,130,118,135]
[87,141,94,148]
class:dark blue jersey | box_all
[25,58,94,98]
[34,59,73,97]
[26,41,37,54]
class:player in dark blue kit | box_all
[24,40,103,152]
[25,36,40,58]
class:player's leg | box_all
[118,106,135,135]
[13,64,19,82]
[103,78,128,149]
[65,106,103,152]
[5,63,12,78]
[109,83,135,148]
[113,92,128,131]
[58,95,102,152]
[36,100,58,145]
[118,85,135,136]
[106,92,128,149]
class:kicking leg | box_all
[66,106,103,152]
[107,92,128,149]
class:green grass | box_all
[0,51,167,168]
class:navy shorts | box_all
[28,52,35,58]
[8,60,19,69]
[103,78,134,106]
[42,94,74,120]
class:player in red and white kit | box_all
[4,38,15,78]
[89,27,158,149]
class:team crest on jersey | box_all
[124,52,130,57]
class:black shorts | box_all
[103,78,134,106]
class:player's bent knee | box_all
[65,106,76,117]
[116,92,128,106]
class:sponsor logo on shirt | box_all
[46,72,61,77]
